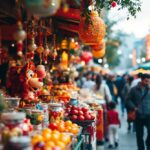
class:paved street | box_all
[104,103,137,150]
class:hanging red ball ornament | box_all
[78,11,106,45]
[111,1,117,7]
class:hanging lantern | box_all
[60,51,68,69]
[25,0,61,17]
[92,47,106,59]
[78,11,106,45]
[92,40,105,50]
[69,38,76,50]
[61,39,68,50]
[80,51,92,64]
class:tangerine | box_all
[65,120,72,126]
[55,141,66,150]
[57,124,65,132]
[32,135,44,145]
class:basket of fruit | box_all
[65,105,95,127]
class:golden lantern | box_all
[69,38,76,50]
[92,41,106,58]
[78,11,106,45]
[60,51,68,69]
[92,48,106,58]
[61,39,68,49]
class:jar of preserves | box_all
[48,103,64,123]
[1,112,25,144]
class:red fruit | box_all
[84,114,92,120]
[66,108,71,113]
[82,107,89,113]
[111,1,117,7]
[78,115,85,121]
[78,111,84,115]
[71,109,79,115]
[49,123,57,130]
[91,115,95,120]
[70,115,78,121]
[65,113,69,117]
[72,105,78,110]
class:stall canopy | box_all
[138,61,150,70]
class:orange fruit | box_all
[42,132,51,142]
[57,124,65,132]
[55,141,66,150]
[32,135,44,145]
[42,128,52,134]
[60,133,71,144]
[51,133,60,142]
[72,123,79,128]
[65,120,72,126]
[70,127,79,134]
[65,126,72,132]
[45,141,55,148]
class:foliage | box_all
[74,0,141,24]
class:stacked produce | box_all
[65,105,95,121]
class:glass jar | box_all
[1,112,25,145]
[4,136,32,150]
[48,103,64,123]
[36,103,49,128]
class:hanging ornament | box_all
[80,51,92,64]
[69,38,76,50]
[92,48,106,58]
[27,38,37,60]
[91,40,106,58]
[52,49,57,60]
[78,11,106,45]
[25,0,61,17]
[61,39,68,50]
[14,21,26,57]
[111,1,117,7]
[92,40,105,50]
[43,44,50,64]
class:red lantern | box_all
[78,11,106,45]
[80,51,92,64]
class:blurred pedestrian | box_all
[115,74,126,116]
[126,74,150,150]
[122,75,134,131]
[106,74,118,102]
[82,72,95,90]
[93,74,112,103]
[107,101,121,148]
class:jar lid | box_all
[48,103,62,107]
[1,112,26,121]
[10,136,31,144]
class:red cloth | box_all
[107,110,120,125]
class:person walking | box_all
[115,74,126,116]
[93,74,112,103]
[126,74,150,150]
[122,75,134,132]
[107,101,121,148]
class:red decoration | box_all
[78,11,106,45]
[80,51,92,64]
[111,1,117,7]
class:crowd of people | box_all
[76,71,150,150]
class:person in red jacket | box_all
[107,101,121,148]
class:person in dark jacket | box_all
[126,74,150,150]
